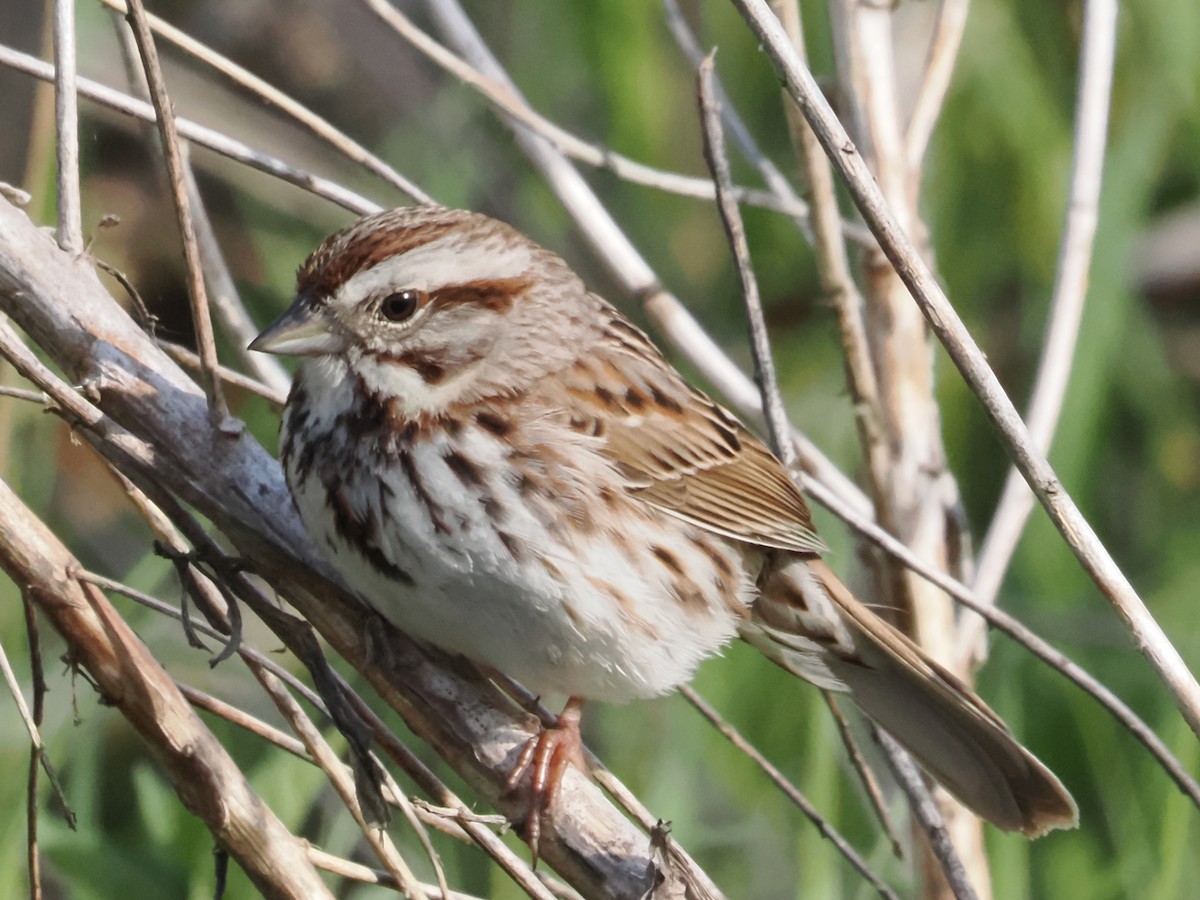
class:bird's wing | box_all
[536,308,825,555]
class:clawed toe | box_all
[506,696,588,865]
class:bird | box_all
[250,204,1077,851]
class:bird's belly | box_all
[288,448,752,702]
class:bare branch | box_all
[98,0,432,206]
[730,0,1200,738]
[697,53,793,469]
[963,0,1118,664]
[358,0,819,223]
[0,45,380,217]
[875,730,978,900]
[681,687,900,900]
[905,0,971,171]
[107,10,293,400]
[122,0,230,428]
[0,478,333,898]
[52,0,82,253]
[256,668,432,900]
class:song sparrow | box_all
[251,205,1076,846]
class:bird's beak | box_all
[250,294,341,356]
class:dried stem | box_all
[697,53,793,469]
[98,0,432,206]
[730,0,1200,739]
[422,0,872,523]
[875,730,978,900]
[122,0,230,427]
[52,0,81,253]
[0,45,379,217]
[905,0,971,172]
[0,478,333,897]
[963,0,1118,664]
[255,668,432,900]
[681,686,899,900]
[767,0,892,544]
[107,11,292,400]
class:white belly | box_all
[286,420,751,702]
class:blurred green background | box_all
[1,0,1198,897]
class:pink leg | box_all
[506,696,588,865]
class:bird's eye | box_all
[379,290,423,322]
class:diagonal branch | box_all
[963,0,1118,663]
[729,0,1200,738]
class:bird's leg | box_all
[506,695,588,865]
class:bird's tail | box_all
[743,557,1077,837]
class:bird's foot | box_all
[506,696,588,866]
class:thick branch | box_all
[0,196,714,900]
[0,478,331,899]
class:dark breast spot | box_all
[497,530,525,563]
[443,450,484,487]
[651,545,684,575]
[475,410,513,437]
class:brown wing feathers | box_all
[551,312,827,554]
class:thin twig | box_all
[109,10,292,398]
[697,53,793,469]
[0,45,380,216]
[306,847,485,900]
[963,0,1118,665]
[800,473,1200,812]
[730,0,1200,738]
[767,0,891,525]
[0,631,73,828]
[661,0,874,248]
[875,730,978,900]
[0,385,44,403]
[905,0,971,172]
[109,11,277,395]
[358,0,824,225]
[23,593,49,900]
[256,668,432,900]
[52,0,82,253]
[351,698,561,900]
[422,0,872,525]
[158,340,287,405]
[122,0,230,428]
[680,687,900,900]
[824,695,904,859]
[98,0,432,206]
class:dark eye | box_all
[379,290,423,322]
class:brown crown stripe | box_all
[298,216,460,298]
